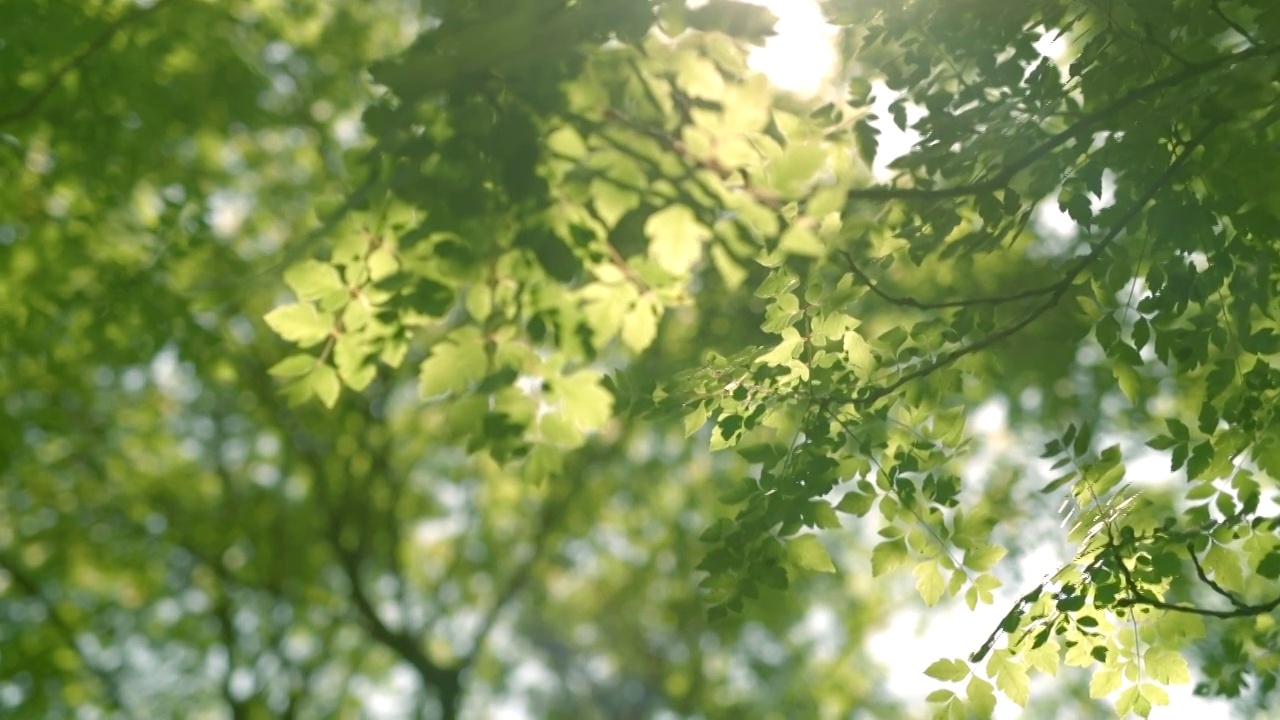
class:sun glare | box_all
[745,0,837,96]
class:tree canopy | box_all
[4,0,1280,718]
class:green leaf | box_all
[646,205,708,275]
[1095,314,1120,350]
[554,370,614,434]
[1090,667,1121,698]
[986,652,1029,706]
[674,51,725,100]
[1142,648,1190,685]
[871,537,908,577]
[778,224,825,257]
[284,260,346,300]
[835,491,874,516]
[811,501,842,530]
[788,534,836,573]
[367,246,399,281]
[924,658,970,682]
[914,560,945,606]
[1256,550,1280,580]
[311,364,341,408]
[963,544,1006,572]
[842,330,874,378]
[264,303,333,347]
[1186,441,1215,481]
[770,142,826,198]
[419,327,488,397]
[683,404,710,437]
[755,267,798,298]
[966,676,996,717]
[1203,543,1245,591]
[590,178,642,228]
[333,336,377,391]
[269,354,318,378]
[1113,363,1140,403]
[710,244,748,289]
[1024,641,1058,676]
[1141,683,1170,707]
[620,295,662,353]
[1115,684,1151,718]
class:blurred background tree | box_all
[3,1,1279,719]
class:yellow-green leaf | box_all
[924,658,970,682]
[966,676,996,717]
[871,537,908,577]
[1113,362,1140,403]
[914,559,945,606]
[646,205,708,275]
[788,534,836,573]
[553,369,614,433]
[269,354,317,378]
[419,327,488,397]
[284,259,346,300]
[620,295,661,353]
[963,544,1006,572]
[1142,648,1190,685]
[311,364,341,408]
[1089,667,1121,698]
[778,224,825,257]
[264,303,333,348]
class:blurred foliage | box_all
[4,0,1280,719]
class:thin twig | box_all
[1188,542,1248,609]
[1117,586,1280,618]
[1212,0,1258,45]
[840,248,1059,310]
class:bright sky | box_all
[744,0,837,96]
[745,4,1238,718]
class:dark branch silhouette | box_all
[1189,542,1251,609]
[1117,543,1280,619]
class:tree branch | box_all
[840,43,1276,206]
[1116,550,1280,620]
[463,470,584,667]
[1116,592,1280,618]
[242,358,466,720]
[1188,542,1250,609]
[0,0,181,125]
[0,551,135,718]
[1211,0,1258,45]
[853,118,1221,408]
[839,241,1055,311]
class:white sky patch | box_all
[744,0,837,97]
[1034,28,1071,62]
[744,1,920,179]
